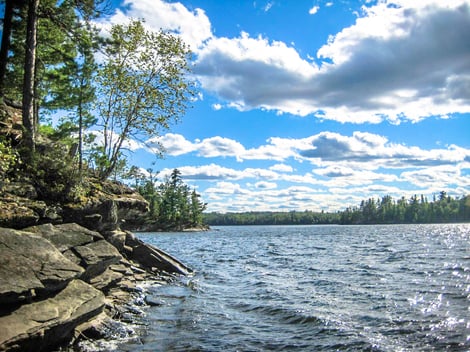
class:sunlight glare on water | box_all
[119,224,470,351]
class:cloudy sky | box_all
[103,0,470,213]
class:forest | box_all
[203,191,470,226]
[124,168,207,231]
[0,0,206,230]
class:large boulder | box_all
[61,180,149,232]
[0,228,84,305]
[0,279,105,352]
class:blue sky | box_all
[101,0,470,213]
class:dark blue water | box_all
[124,224,469,351]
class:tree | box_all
[93,20,195,180]
[190,189,207,227]
[131,168,207,230]
[0,0,19,95]
[22,0,39,154]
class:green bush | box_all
[0,138,18,185]
[26,142,81,202]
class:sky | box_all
[100,0,470,213]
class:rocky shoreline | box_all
[0,179,192,352]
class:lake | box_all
[119,224,469,351]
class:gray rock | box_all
[24,223,102,252]
[74,240,122,281]
[0,279,105,352]
[0,200,40,229]
[0,228,84,304]
[88,267,124,292]
[103,229,127,252]
[125,232,192,276]
[144,295,164,306]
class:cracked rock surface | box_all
[0,228,84,304]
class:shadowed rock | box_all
[0,228,84,304]
[0,279,104,352]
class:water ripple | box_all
[127,224,470,352]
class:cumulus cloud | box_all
[142,130,469,212]
[99,0,470,123]
[147,133,196,156]
[147,132,470,171]
[193,1,470,123]
[269,163,294,173]
[196,136,246,161]
[98,0,212,49]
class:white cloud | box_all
[148,133,196,156]
[197,136,246,161]
[145,132,470,171]
[141,129,470,212]
[309,5,320,15]
[193,1,470,123]
[269,163,294,173]
[264,1,274,12]
[99,0,470,123]
[87,130,145,152]
[99,0,212,49]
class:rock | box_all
[73,311,111,341]
[118,280,141,293]
[0,279,105,352]
[61,180,148,232]
[0,98,22,144]
[1,182,37,199]
[0,228,84,305]
[88,267,124,292]
[24,223,102,252]
[103,229,127,252]
[0,195,62,229]
[144,296,164,306]
[74,240,122,281]
[108,263,132,275]
[125,232,192,276]
[0,199,40,229]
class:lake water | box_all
[120,224,469,351]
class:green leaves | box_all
[93,20,195,180]
[132,168,207,230]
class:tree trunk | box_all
[0,0,15,95]
[22,0,39,154]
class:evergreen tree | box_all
[132,168,207,230]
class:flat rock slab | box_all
[0,279,105,352]
[74,240,122,281]
[126,232,192,276]
[25,223,103,252]
[0,228,84,304]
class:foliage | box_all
[204,192,470,226]
[130,168,207,230]
[92,20,195,180]
[204,210,339,226]
[339,192,469,224]
[0,137,18,185]
[23,142,81,202]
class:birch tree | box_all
[93,20,195,180]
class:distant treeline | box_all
[203,191,470,226]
